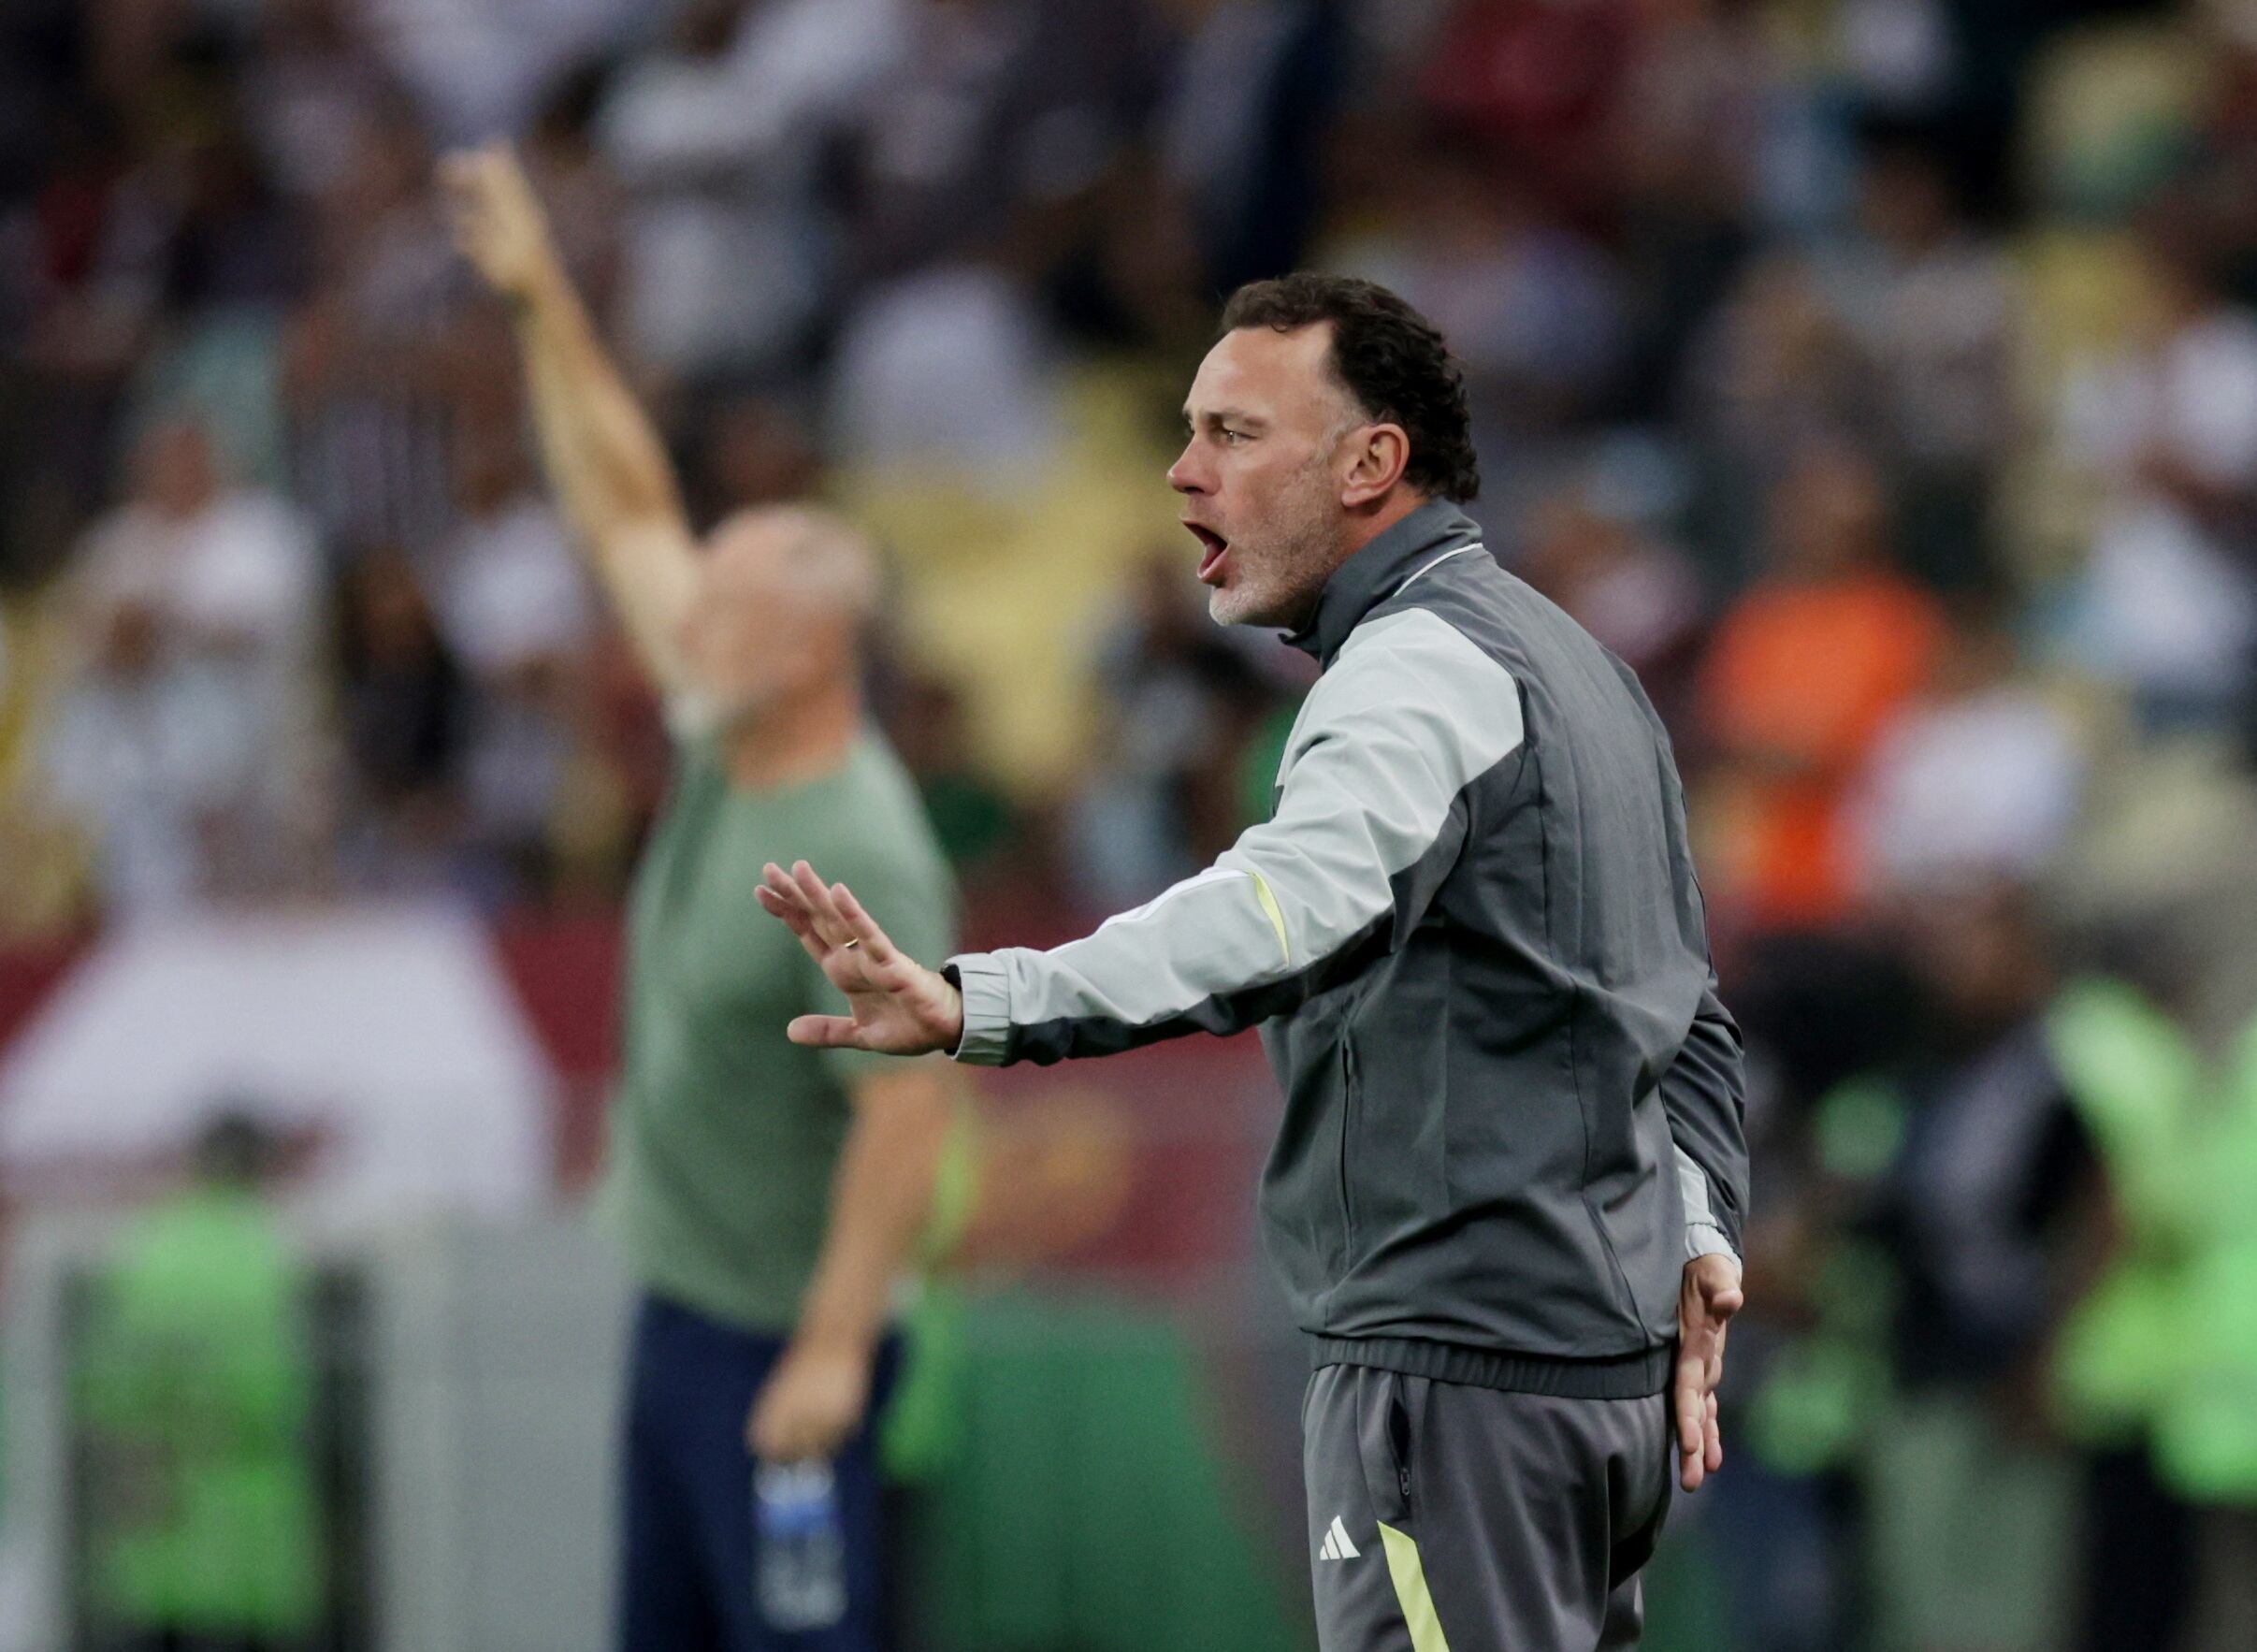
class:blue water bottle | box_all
[754,1459,847,1630]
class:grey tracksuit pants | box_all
[1303,1364,1674,1651]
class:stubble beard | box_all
[1205,457,1343,630]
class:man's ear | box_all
[1340,422,1411,508]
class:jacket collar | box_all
[1284,498,1485,667]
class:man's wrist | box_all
[939,964,966,1057]
[789,1313,879,1361]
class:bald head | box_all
[680,505,882,731]
[707,505,882,625]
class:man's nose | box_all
[1167,442,1208,495]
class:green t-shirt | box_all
[600,730,956,1332]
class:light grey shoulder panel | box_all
[951,607,1524,1065]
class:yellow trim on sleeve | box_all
[1377,1522,1453,1652]
[1248,870,1292,967]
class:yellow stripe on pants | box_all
[1378,1522,1453,1652]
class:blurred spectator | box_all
[2043,920,2257,1652]
[76,1109,324,1651]
[686,391,825,526]
[152,121,307,317]
[2058,199,2257,726]
[8,105,176,578]
[596,0,898,383]
[1696,441,1942,934]
[1706,883,2097,1652]
[429,431,590,678]
[1848,886,2096,1652]
[1816,126,2016,590]
[283,98,479,558]
[1833,0,1959,120]
[826,263,1065,483]
[39,595,259,917]
[515,64,625,314]
[372,0,638,146]
[1156,0,1349,295]
[1517,448,1705,729]
[71,419,320,692]
[334,551,469,886]
[837,0,1163,283]
[2195,6,2257,302]
[1681,254,1874,583]
[882,669,1017,877]
[43,417,318,911]
[1845,601,2085,903]
[1067,553,1274,911]
[1335,145,1628,485]
[430,431,592,902]
[1417,0,1631,213]
[1607,0,1776,406]
[242,0,398,203]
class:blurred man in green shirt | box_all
[443,144,956,1652]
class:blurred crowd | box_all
[9,0,2257,1647]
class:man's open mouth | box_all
[1188,523,1230,583]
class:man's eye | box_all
[1220,427,1248,444]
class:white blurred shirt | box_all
[1846,686,2084,898]
[434,496,590,677]
[74,490,319,673]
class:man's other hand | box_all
[748,1335,871,1464]
[439,140,559,304]
[1674,1251,1744,1492]
[756,861,965,1055]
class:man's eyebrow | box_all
[1184,406,1266,428]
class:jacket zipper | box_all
[1338,1036,1360,1257]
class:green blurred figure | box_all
[2048,944,2257,1652]
[76,1113,323,1652]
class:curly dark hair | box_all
[1218,273,1481,503]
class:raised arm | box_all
[440,142,699,698]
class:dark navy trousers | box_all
[618,1294,899,1652]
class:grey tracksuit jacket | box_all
[948,500,1749,1399]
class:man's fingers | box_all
[1674,1355,1705,1457]
[761,863,831,938]
[790,861,853,945]
[1676,1401,1703,1462]
[787,1015,863,1048]
[755,886,834,964]
[830,883,899,964]
[754,875,818,935]
[1676,1299,1732,1492]
[754,883,805,928]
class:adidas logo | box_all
[1318,1515,1361,1560]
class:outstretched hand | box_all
[1673,1251,1745,1493]
[756,861,964,1056]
